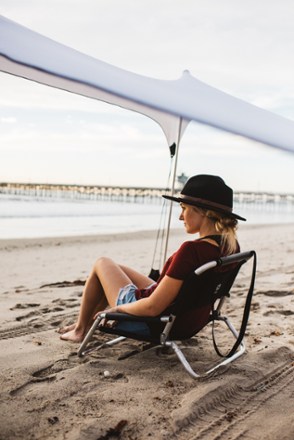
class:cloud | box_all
[1,0,294,191]
[0,116,17,123]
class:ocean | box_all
[0,193,293,239]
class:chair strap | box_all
[199,234,222,245]
[212,250,257,358]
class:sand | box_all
[0,224,293,440]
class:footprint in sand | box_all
[10,356,81,396]
[10,303,40,310]
[32,357,79,378]
[16,311,38,321]
[52,298,79,308]
[14,304,67,321]
[263,309,294,317]
[261,290,292,297]
[40,280,85,289]
[15,287,30,293]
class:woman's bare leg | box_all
[60,268,108,342]
[118,265,154,289]
[60,257,153,343]
[57,276,108,335]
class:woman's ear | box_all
[193,206,205,217]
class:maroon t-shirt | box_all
[159,240,222,281]
[135,239,224,300]
[135,238,239,339]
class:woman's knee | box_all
[93,256,115,273]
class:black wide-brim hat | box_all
[162,174,246,221]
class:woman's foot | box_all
[57,323,76,334]
[60,328,85,343]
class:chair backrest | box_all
[164,251,255,340]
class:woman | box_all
[59,174,245,343]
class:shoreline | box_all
[0,223,293,439]
[0,221,291,245]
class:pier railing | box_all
[0,182,294,206]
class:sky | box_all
[1,0,294,193]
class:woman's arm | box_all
[112,275,183,317]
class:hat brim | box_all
[162,195,246,221]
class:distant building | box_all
[177,172,188,189]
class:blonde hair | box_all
[192,206,238,254]
[206,209,238,254]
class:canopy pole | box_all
[163,117,183,263]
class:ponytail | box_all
[206,210,239,254]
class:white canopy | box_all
[1,15,294,154]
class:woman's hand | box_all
[93,306,121,329]
[93,305,120,321]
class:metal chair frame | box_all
[78,251,256,379]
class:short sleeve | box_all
[165,241,221,280]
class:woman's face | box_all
[179,203,204,234]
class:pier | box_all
[0,182,166,203]
[0,182,294,206]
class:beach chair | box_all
[78,250,257,378]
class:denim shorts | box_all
[115,283,151,336]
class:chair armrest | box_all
[218,250,255,267]
[100,311,172,323]
[195,250,256,275]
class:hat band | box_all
[179,195,232,213]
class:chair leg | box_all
[164,316,246,379]
[78,335,126,357]
[77,315,126,357]
[165,341,202,378]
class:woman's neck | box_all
[199,219,219,238]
